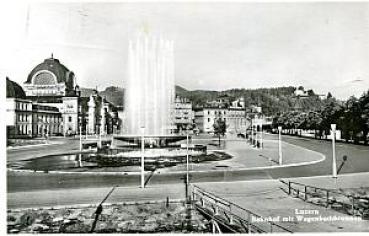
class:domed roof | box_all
[6,77,26,99]
[25,56,75,85]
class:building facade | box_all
[194,107,228,134]
[6,95,33,138]
[22,55,81,135]
[174,96,194,134]
[85,91,119,135]
[6,77,63,138]
[6,55,121,138]
[32,103,63,136]
[194,97,250,135]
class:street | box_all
[7,134,369,193]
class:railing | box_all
[280,179,369,219]
[191,185,293,233]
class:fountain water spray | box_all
[124,33,175,136]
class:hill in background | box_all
[81,85,327,116]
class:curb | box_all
[7,141,325,176]
[7,138,326,176]
[7,142,60,150]
[8,198,186,211]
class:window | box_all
[68,116,72,122]
[33,71,55,85]
[208,118,210,122]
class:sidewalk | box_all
[8,184,186,210]
[196,172,369,232]
[159,139,324,173]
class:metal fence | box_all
[280,179,369,219]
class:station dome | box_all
[6,77,26,99]
[23,55,77,97]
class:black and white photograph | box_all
[2,1,369,234]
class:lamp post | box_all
[278,126,283,165]
[331,124,337,178]
[186,128,189,188]
[85,123,88,139]
[260,121,264,149]
[45,121,49,144]
[251,122,254,146]
[141,127,145,188]
[98,125,102,149]
[79,124,82,151]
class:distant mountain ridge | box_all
[80,85,326,115]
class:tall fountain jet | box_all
[124,33,175,136]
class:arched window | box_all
[33,71,56,85]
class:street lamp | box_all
[260,122,264,149]
[278,126,283,165]
[185,125,193,201]
[331,124,337,178]
[79,124,82,151]
[141,126,145,188]
[186,127,189,188]
[85,123,88,139]
[98,125,102,149]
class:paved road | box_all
[7,137,103,162]
[7,134,369,193]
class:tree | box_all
[320,100,342,139]
[327,92,333,99]
[213,118,226,146]
[307,89,315,96]
[359,90,369,144]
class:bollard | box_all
[212,220,216,233]
[166,196,169,208]
[288,182,291,195]
[304,186,308,201]
[229,205,234,224]
[247,213,251,234]
[214,205,219,215]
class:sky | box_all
[1,2,368,100]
